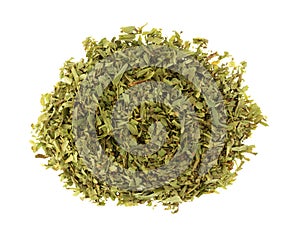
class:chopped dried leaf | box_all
[31,25,267,213]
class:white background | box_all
[0,0,299,234]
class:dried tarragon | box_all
[31,25,267,213]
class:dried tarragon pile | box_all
[31,26,267,213]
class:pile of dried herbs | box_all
[31,25,267,213]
